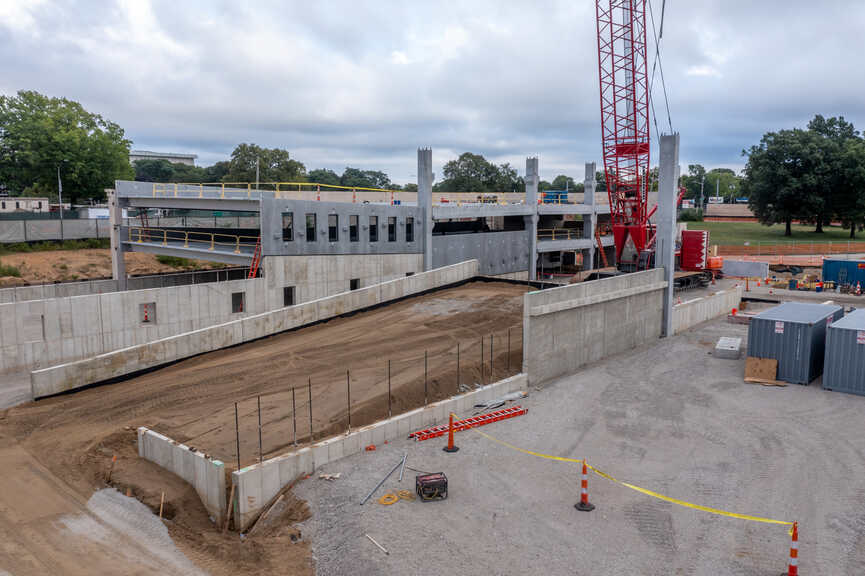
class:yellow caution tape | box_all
[473,429,793,526]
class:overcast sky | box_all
[1,1,863,184]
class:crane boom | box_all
[595,0,651,269]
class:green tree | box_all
[0,90,134,203]
[680,164,707,201]
[832,136,865,238]
[401,183,418,192]
[806,115,860,233]
[704,168,742,203]
[434,152,524,192]
[339,168,392,189]
[743,128,823,236]
[203,161,229,182]
[308,168,341,186]
[133,159,175,182]
[224,143,306,183]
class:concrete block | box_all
[714,337,742,359]
[295,447,314,476]
[277,453,299,485]
[371,422,386,446]
[383,418,399,441]
[355,427,372,450]
[326,437,345,462]
[406,408,424,432]
[342,431,360,457]
[396,414,412,438]
[260,460,281,506]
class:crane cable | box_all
[647,0,673,135]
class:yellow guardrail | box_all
[129,227,258,254]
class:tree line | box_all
[743,115,865,237]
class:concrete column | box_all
[655,133,680,337]
[109,187,127,291]
[583,162,597,270]
[418,148,433,271]
[525,157,539,281]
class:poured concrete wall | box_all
[523,269,666,385]
[432,231,529,276]
[137,427,226,524]
[231,372,527,531]
[722,259,770,279]
[672,286,742,335]
[31,260,480,398]
[0,254,421,377]
[0,276,268,375]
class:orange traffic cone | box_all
[783,522,798,576]
[857,282,862,296]
[574,460,595,512]
[443,413,459,453]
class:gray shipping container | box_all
[747,302,843,384]
[823,308,865,396]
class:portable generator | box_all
[415,472,448,501]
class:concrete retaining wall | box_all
[672,286,743,335]
[523,269,666,385]
[231,372,527,531]
[722,259,770,278]
[31,260,480,398]
[1,276,268,375]
[137,427,226,524]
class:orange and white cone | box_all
[443,413,459,453]
[574,460,595,512]
[782,522,798,576]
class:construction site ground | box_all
[296,312,865,576]
[0,248,224,287]
[0,280,525,575]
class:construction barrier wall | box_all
[0,219,112,243]
[721,259,770,279]
[231,372,527,531]
[30,260,480,398]
[672,286,743,335]
[137,427,227,524]
[522,269,666,385]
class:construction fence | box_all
[196,325,523,471]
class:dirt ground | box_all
[0,280,526,575]
[0,249,224,286]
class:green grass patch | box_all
[688,221,854,245]
[0,260,21,277]
[0,238,110,255]
[155,255,199,268]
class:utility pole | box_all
[255,157,260,190]
[716,177,719,202]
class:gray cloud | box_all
[1,0,863,184]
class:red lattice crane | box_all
[595,0,652,270]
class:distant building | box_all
[129,150,197,166]
[0,197,50,213]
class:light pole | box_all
[56,163,65,239]
[699,175,704,211]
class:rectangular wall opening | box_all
[406,216,414,242]
[139,302,157,324]
[282,212,294,241]
[369,215,378,242]
[306,213,316,242]
[328,213,338,242]
[349,215,359,242]
[388,216,396,242]
[231,292,245,313]
[283,286,295,306]
[350,278,360,290]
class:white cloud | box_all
[686,65,722,78]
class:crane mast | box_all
[595,0,651,269]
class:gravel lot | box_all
[296,315,865,576]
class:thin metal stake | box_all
[507,327,511,371]
[424,350,428,406]
[308,377,313,442]
[387,360,392,418]
[257,395,263,464]
[456,342,460,393]
[234,402,240,470]
[480,337,484,385]
[490,333,494,381]
[346,369,351,433]
[292,386,297,447]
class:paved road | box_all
[296,316,865,575]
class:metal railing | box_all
[432,191,526,206]
[537,228,585,241]
[151,181,415,205]
[129,226,258,254]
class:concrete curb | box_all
[231,372,528,531]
